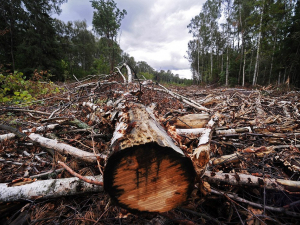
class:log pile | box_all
[0,69,300,223]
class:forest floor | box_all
[1,75,300,224]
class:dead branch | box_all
[192,115,218,176]
[150,86,210,112]
[176,128,206,135]
[210,188,300,217]
[1,108,51,115]
[58,161,103,186]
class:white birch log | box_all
[176,128,206,135]
[204,171,300,192]
[0,175,103,202]
[82,101,103,112]
[0,124,59,142]
[28,133,105,163]
[215,126,252,135]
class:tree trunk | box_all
[242,48,246,86]
[238,4,243,85]
[226,45,229,86]
[226,2,230,86]
[210,30,213,80]
[252,2,264,86]
[104,102,196,213]
[269,33,277,84]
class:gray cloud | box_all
[55,0,205,78]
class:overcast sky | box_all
[55,0,205,79]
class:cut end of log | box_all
[104,142,196,213]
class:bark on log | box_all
[104,102,196,213]
[204,171,300,192]
[0,124,59,141]
[0,175,103,202]
[28,133,105,163]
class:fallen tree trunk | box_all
[28,133,105,163]
[204,171,300,192]
[0,124,59,141]
[104,101,196,213]
[0,175,103,202]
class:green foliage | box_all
[0,71,61,104]
[91,0,127,40]
[139,72,154,80]
[61,60,70,81]
[0,0,67,75]
[187,0,300,87]
[91,57,110,74]
[91,0,127,70]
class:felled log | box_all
[104,102,196,213]
[170,113,210,129]
[0,124,59,141]
[215,126,252,135]
[204,171,300,192]
[28,133,105,163]
[0,175,103,202]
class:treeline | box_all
[187,0,300,87]
[0,0,190,85]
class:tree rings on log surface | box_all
[104,142,196,213]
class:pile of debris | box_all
[1,67,300,224]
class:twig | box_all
[23,150,49,165]
[58,161,103,186]
[0,158,38,166]
[29,168,64,179]
[2,108,51,115]
[179,208,224,225]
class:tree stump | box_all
[104,102,196,213]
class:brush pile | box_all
[1,69,300,224]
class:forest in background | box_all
[1,0,300,88]
[187,0,300,87]
[0,0,191,86]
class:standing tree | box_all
[0,0,66,75]
[90,0,126,71]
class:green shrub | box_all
[0,71,61,104]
